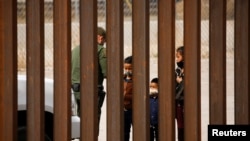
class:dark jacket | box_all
[175,67,184,104]
[150,96,158,126]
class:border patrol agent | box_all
[71,27,107,135]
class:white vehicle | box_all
[17,75,80,141]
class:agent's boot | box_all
[178,128,184,141]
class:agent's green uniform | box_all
[71,45,81,99]
[71,44,107,122]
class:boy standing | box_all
[123,56,133,141]
[149,78,159,141]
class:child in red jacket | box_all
[123,56,133,141]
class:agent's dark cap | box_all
[98,27,106,39]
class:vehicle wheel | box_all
[18,126,52,141]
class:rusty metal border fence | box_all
[53,0,72,141]
[0,0,249,141]
[26,0,45,141]
[0,0,17,141]
[234,0,250,124]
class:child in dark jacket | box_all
[149,78,159,141]
[175,46,184,141]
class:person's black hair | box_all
[176,46,184,56]
[124,56,132,64]
[97,27,106,39]
[151,77,158,84]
